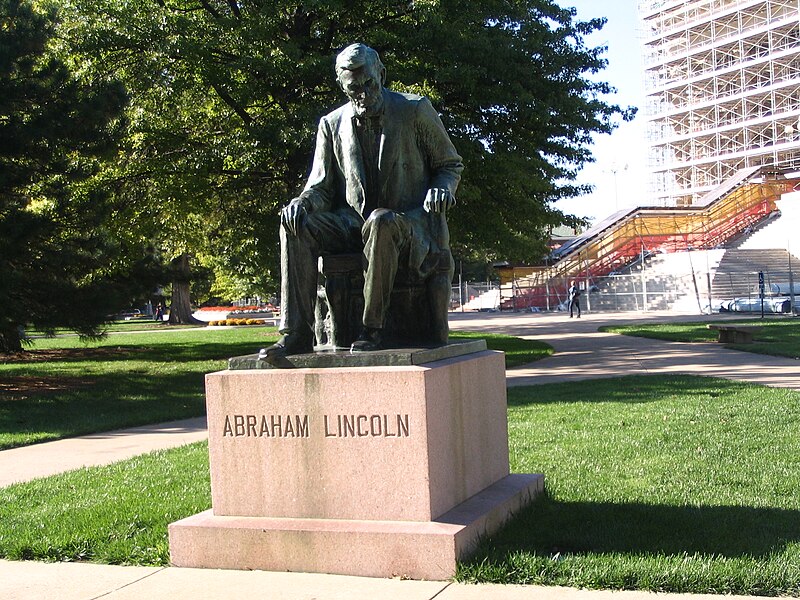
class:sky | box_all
[554,0,649,224]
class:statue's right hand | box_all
[281,198,307,237]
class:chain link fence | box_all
[488,250,800,315]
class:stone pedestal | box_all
[169,348,543,580]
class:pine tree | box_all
[0,0,151,352]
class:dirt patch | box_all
[0,376,95,395]
[1,347,143,363]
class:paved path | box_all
[0,417,208,488]
[2,310,796,600]
[0,559,760,600]
[450,310,800,389]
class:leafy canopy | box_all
[53,0,630,294]
[0,0,156,352]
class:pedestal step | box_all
[169,473,543,580]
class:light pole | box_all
[608,163,629,211]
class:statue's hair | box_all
[335,43,384,79]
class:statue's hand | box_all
[423,188,455,214]
[281,198,308,237]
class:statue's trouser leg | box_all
[279,210,362,340]
[361,209,411,330]
[427,272,452,344]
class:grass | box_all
[26,319,199,336]
[0,442,210,565]
[1,374,799,596]
[0,327,279,450]
[0,326,548,450]
[600,317,800,359]
[457,375,800,596]
[449,331,552,367]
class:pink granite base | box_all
[204,351,511,522]
[169,473,543,580]
[169,350,544,580]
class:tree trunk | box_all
[168,253,203,325]
[0,325,24,353]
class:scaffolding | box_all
[640,0,800,206]
[501,167,798,310]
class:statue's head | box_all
[335,43,386,116]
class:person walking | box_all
[568,281,581,318]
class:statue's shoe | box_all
[350,327,383,352]
[259,333,313,364]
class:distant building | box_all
[547,224,582,252]
[641,0,800,206]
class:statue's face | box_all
[339,65,384,116]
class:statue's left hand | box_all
[281,197,308,237]
[424,188,455,214]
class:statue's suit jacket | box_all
[298,90,464,277]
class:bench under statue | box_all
[315,249,454,349]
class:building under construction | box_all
[471,2,800,313]
[641,0,800,206]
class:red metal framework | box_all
[501,169,799,310]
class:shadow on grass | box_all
[0,370,208,449]
[9,339,273,364]
[471,491,800,561]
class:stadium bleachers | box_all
[502,166,800,311]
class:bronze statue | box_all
[261,43,463,363]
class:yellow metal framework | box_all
[502,171,798,309]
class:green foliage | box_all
[0,0,161,352]
[52,0,631,296]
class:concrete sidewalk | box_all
[0,417,208,488]
[450,310,800,389]
[2,310,795,600]
[0,559,761,600]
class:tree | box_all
[0,0,153,352]
[55,0,632,301]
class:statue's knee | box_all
[362,210,401,246]
[364,209,397,230]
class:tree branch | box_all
[198,0,221,19]
[209,81,253,127]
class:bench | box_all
[707,324,762,344]
[315,251,453,348]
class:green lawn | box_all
[449,331,552,367]
[2,374,799,596]
[600,318,800,359]
[0,327,549,450]
[458,375,800,595]
[0,443,210,565]
[0,327,278,450]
